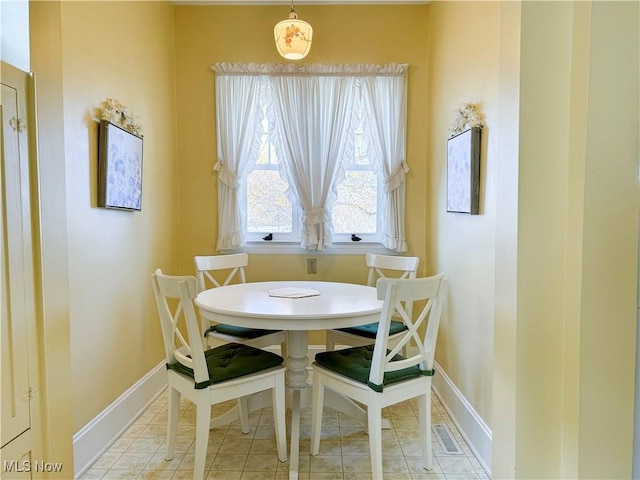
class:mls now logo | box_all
[3,460,63,473]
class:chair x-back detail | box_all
[311,274,447,479]
[194,253,286,353]
[325,253,419,354]
[195,253,247,288]
[152,269,287,480]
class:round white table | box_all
[195,280,382,480]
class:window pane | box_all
[257,134,279,167]
[247,170,292,233]
[333,171,377,234]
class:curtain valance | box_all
[212,62,408,77]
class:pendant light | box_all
[274,0,313,60]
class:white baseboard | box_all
[432,360,492,475]
[73,361,167,479]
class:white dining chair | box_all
[194,253,286,354]
[325,253,419,354]
[152,269,288,480]
[311,274,447,479]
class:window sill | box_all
[227,242,396,256]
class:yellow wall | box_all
[26,1,639,477]
[491,2,521,476]
[173,4,430,344]
[571,2,638,475]
[516,2,575,474]
[515,2,638,477]
[30,1,75,472]
[428,1,638,478]
[426,0,500,427]
[58,1,179,432]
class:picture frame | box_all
[98,120,144,211]
[446,126,481,215]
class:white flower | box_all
[96,98,143,137]
[449,102,483,137]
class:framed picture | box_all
[98,120,144,210]
[446,126,481,215]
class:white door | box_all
[0,62,35,450]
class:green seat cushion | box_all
[314,345,433,392]
[205,324,281,339]
[168,342,284,389]
[337,320,407,339]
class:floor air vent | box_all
[432,423,464,455]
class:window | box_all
[331,98,381,243]
[213,63,408,253]
[246,115,297,241]
[246,103,382,244]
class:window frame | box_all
[330,168,383,244]
[243,108,384,248]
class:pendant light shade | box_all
[274,3,313,60]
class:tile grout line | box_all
[82,390,486,480]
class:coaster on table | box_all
[268,287,321,299]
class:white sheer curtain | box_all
[268,67,356,250]
[212,64,264,250]
[360,65,409,252]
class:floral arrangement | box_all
[284,23,308,48]
[96,98,142,137]
[448,102,484,138]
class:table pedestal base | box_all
[209,330,389,480]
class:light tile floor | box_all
[81,388,488,480]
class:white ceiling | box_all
[172,0,429,5]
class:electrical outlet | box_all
[307,258,317,274]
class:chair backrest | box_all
[194,253,248,292]
[368,274,446,388]
[152,269,209,385]
[366,254,420,319]
[365,253,419,287]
